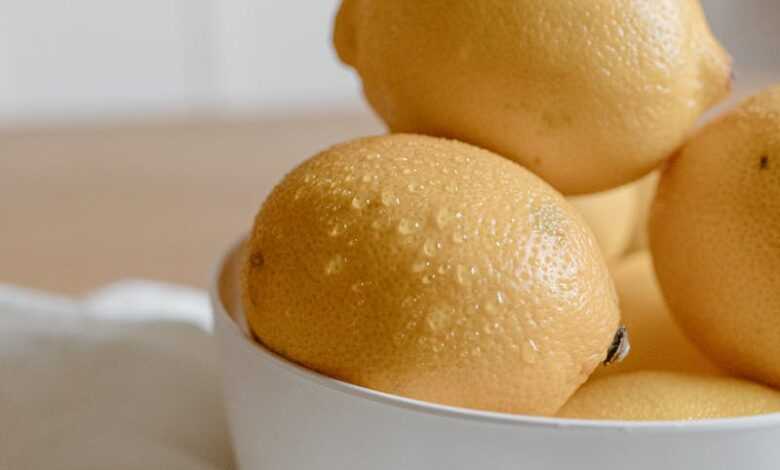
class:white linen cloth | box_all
[0,282,234,470]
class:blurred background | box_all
[1,0,778,294]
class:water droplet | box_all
[329,223,347,237]
[402,168,412,175]
[401,296,416,309]
[426,307,449,331]
[405,320,418,331]
[455,265,469,285]
[483,321,500,334]
[411,260,429,273]
[496,291,506,304]
[471,346,482,357]
[421,275,432,285]
[303,173,315,183]
[437,264,448,275]
[432,342,444,353]
[422,238,439,257]
[445,182,458,193]
[381,190,399,207]
[366,153,380,161]
[351,196,368,210]
[351,281,368,293]
[435,207,453,228]
[362,173,373,183]
[407,183,420,193]
[325,255,345,275]
[522,340,539,364]
[294,187,305,201]
[393,332,407,346]
[452,232,466,244]
[397,218,421,235]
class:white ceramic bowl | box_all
[210,239,780,470]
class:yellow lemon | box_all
[559,371,780,421]
[568,184,639,261]
[650,86,780,387]
[242,134,621,416]
[334,0,731,194]
[595,252,720,377]
[626,172,660,253]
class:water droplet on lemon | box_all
[329,223,347,237]
[325,255,345,275]
[422,238,439,257]
[426,307,450,332]
[381,190,400,207]
[352,196,368,210]
[412,260,429,273]
[522,340,539,364]
[435,207,453,228]
[398,218,421,235]
[456,265,469,285]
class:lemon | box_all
[594,252,720,377]
[242,134,620,415]
[650,86,780,387]
[568,184,639,261]
[627,172,660,253]
[334,0,731,194]
[559,371,780,421]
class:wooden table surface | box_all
[0,111,382,295]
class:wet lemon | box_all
[334,0,731,194]
[559,371,780,421]
[650,85,780,387]
[242,134,620,415]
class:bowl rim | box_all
[210,236,780,433]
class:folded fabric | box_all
[0,282,234,470]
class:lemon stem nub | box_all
[604,325,630,365]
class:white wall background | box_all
[0,0,778,126]
[0,0,360,125]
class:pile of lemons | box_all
[242,0,780,420]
